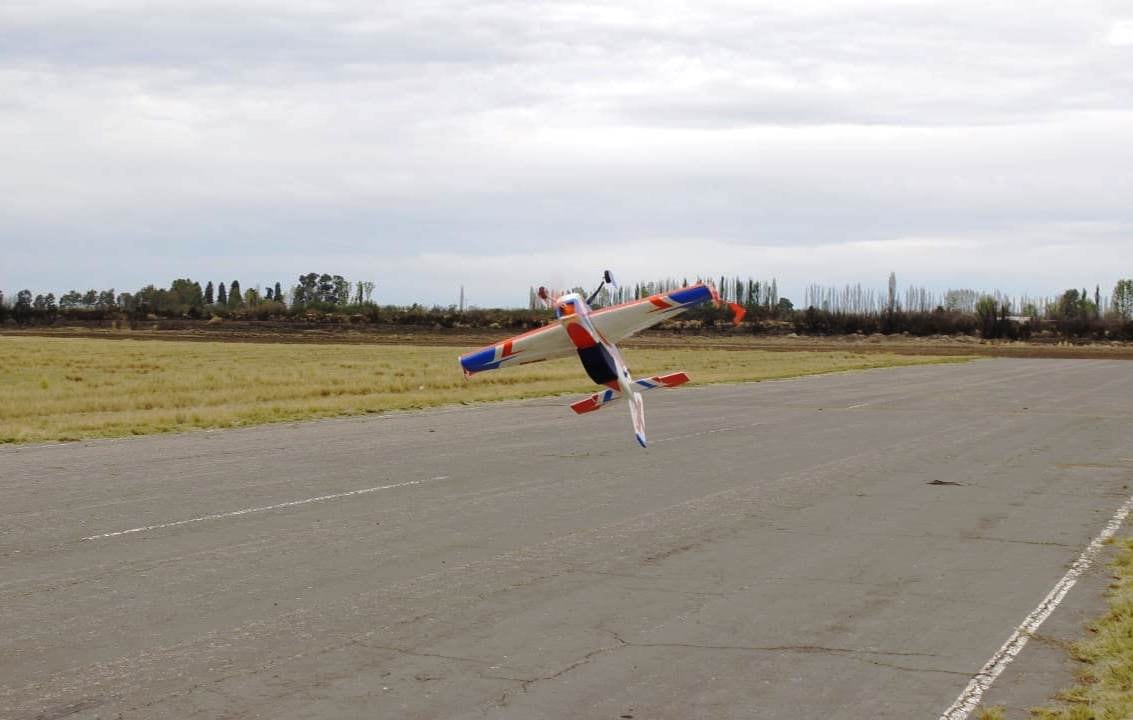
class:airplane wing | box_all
[459,322,575,375]
[590,283,716,343]
[459,283,722,377]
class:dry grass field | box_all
[0,336,972,444]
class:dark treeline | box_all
[0,274,361,324]
[3,273,1133,340]
[784,274,1133,340]
[530,273,1133,340]
[0,273,544,330]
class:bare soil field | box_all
[4,321,1133,359]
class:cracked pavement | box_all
[2,358,1133,719]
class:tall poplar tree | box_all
[1113,279,1133,319]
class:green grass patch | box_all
[0,336,972,444]
[1032,537,1133,719]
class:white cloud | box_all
[1,1,1131,304]
[1106,19,1133,45]
[396,224,1133,308]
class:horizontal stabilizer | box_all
[570,372,689,415]
[570,387,619,414]
[633,372,690,391]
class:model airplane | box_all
[459,272,745,447]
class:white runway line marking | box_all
[939,493,1133,720]
[81,476,451,541]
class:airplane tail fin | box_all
[627,372,693,447]
[630,391,646,447]
[570,371,691,448]
[569,371,690,415]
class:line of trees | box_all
[789,274,1133,340]
[3,273,1133,340]
[801,276,1108,320]
[523,272,1133,340]
[0,273,380,325]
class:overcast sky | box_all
[2,0,1131,307]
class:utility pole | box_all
[459,285,464,313]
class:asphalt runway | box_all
[3,358,1133,719]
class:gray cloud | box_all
[1,1,1131,305]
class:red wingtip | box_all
[729,302,746,326]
